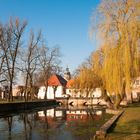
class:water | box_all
[0,106,112,140]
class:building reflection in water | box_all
[0,106,110,140]
[36,106,103,124]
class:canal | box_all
[0,105,112,140]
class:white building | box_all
[132,76,140,100]
[66,79,102,98]
[38,74,67,99]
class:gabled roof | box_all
[66,79,74,88]
[48,74,67,87]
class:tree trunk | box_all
[44,88,47,100]
[86,89,89,98]
[44,84,48,100]
[24,74,29,101]
[126,92,133,103]
[53,86,57,99]
[102,89,113,109]
[114,94,123,109]
[8,83,13,102]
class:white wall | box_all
[38,86,45,99]
[38,86,64,99]
[12,86,21,96]
[132,77,140,89]
[66,88,102,98]
[132,77,140,100]
[92,88,102,98]
[55,86,63,97]
[47,86,54,99]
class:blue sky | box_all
[0,0,100,72]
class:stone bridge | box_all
[56,97,107,106]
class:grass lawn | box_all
[105,103,140,140]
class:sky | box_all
[0,0,100,72]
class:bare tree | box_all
[0,17,62,102]
[20,30,41,101]
[36,46,61,99]
[0,25,6,77]
[0,18,27,101]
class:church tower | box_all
[64,67,71,81]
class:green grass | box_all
[105,103,140,140]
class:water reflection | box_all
[0,106,112,140]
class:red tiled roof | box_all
[66,79,74,88]
[48,74,67,87]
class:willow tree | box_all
[90,0,140,107]
[72,56,103,97]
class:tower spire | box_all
[64,66,71,81]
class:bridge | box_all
[56,97,107,106]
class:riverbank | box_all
[0,99,57,112]
[105,103,140,140]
